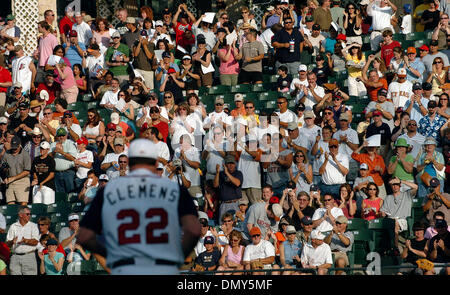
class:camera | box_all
[173,159,183,173]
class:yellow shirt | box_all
[346,54,366,78]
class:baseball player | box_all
[77,138,201,275]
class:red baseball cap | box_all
[167,68,176,74]
[373,110,383,116]
[76,137,88,146]
[269,196,280,204]
[419,45,429,51]
[336,34,346,41]
[69,30,78,37]
[107,123,116,130]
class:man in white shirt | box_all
[298,72,325,110]
[203,97,232,132]
[6,206,39,275]
[365,88,395,129]
[290,64,309,103]
[398,119,426,160]
[100,137,127,178]
[299,110,322,163]
[60,111,82,142]
[153,20,174,46]
[202,125,230,180]
[237,134,262,205]
[333,113,359,180]
[275,96,297,130]
[318,139,349,198]
[11,45,36,94]
[243,227,280,275]
[400,4,412,34]
[143,125,170,165]
[83,43,105,80]
[259,23,282,54]
[387,68,413,109]
[312,195,345,233]
[72,12,93,46]
[300,229,333,275]
[404,82,429,124]
[367,0,397,51]
[100,78,120,110]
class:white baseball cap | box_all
[360,163,369,170]
[271,203,283,221]
[128,138,158,160]
[234,93,244,102]
[110,112,120,125]
[198,211,209,221]
[40,141,50,150]
[298,64,307,72]
[32,127,42,136]
[397,68,407,76]
[68,213,80,221]
[311,229,325,240]
[0,117,7,124]
[99,174,109,181]
[155,20,163,27]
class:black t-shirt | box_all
[289,206,316,231]
[276,74,293,91]
[272,29,304,63]
[428,231,450,263]
[31,155,56,190]
[405,238,428,264]
[365,122,392,145]
[421,10,440,32]
[219,170,244,202]
[10,115,39,146]
[115,22,129,36]
[312,65,332,86]
[123,30,140,50]
[195,249,221,269]
[80,184,198,235]
[164,77,184,104]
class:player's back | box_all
[101,168,185,265]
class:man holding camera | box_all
[133,28,155,89]
[105,31,130,84]
[422,178,450,224]
[0,135,31,205]
[63,30,85,69]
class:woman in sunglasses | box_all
[437,92,450,120]
[426,57,446,95]
[361,182,384,220]
[82,108,105,145]
[217,230,245,275]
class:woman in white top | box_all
[82,108,105,145]
[389,46,405,73]
[160,91,178,121]
[187,92,207,121]
[256,112,279,141]
[169,102,196,146]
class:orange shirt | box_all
[351,152,386,186]
[230,106,246,118]
[275,231,287,255]
[367,78,388,102]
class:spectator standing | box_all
[421,0,440,32]
[50,128,77,193]
[422,179,450,224]
[72,12,92,47]
[132,29,155,89]
[1,14,21,45]
[11,45,36,95]
[404,47,426,83]
[313,0,332,34]
[318,139,349,198]
[361,181,383,220]
[5,206,39,275]
[115,8,129,36]
[418,100,447,144]
[122,17,140,49]
[54,60,78,104]
[344,42,366,97]
[217,36,240,86]
[59,6,76,44]
[105,31,130,84]
[37,21,58,72]
[10,101,38,146]
[272,17,304,75]
[30,141,55,205]
[367,0,396,52]
[74,137,93,191]
[343,3,363,45]
[172,4,196,45]
[235,29,264,84]
[63,30,86,70]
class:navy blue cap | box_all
[204,236,215,244]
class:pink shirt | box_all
[226,245,244,265]
[219,47,239,75]
[58,66,76,90]
[93,30,111,49]
[38,33,58,67]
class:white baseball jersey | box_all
[80,168,197,272]
[387,80,413,108]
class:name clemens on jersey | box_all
[105,182,178,205]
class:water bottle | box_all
[289,40,295,53]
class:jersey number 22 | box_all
[117,208,168,245]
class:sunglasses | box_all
[215,103,223,106]
[44,112,52,115]
[324,112,333,115]
[19,108,27,111]
[433,61,443,64]
[164,96,172,98]
[277,101,285,104]
[231,239,240,242]
[23,213,31,216]
[119,161,128,164]
[329,145,338,148]
[295,154,304,157]
[368,188,377,191]
[391,183,401,186]
[324,198,333,201]
[245,106,254,109]
[251,234,261,238]
[38,223,48,226]
[150,109,159,113]
[0,123,6,125]
[408,123,417,126]
[284,21,292,24]
[118,94,125,97]
[149,97,158,100]
[223,220,233,223]
[112,36,120,39]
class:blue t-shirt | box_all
[63,42,86,69]
[324,38,337,54]
[282,239,302,265]
[44,252,64,275]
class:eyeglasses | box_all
[19,108,27,111]
[408,123,417,126]
[23,213,31,216]
[44,112,52,115]
[222,17,228,19]
[231,239,240,242]
[295,154,304,157]
[32,135,41,138]
[149,97,157,100]
[441,17,449,19]
[329,145,338,148]
[119,161,128,164]
[348,7,355,9]
[223,220,233,223]
[324,112,333,115]
[242,11,249,14]
[299,198,308,202]
[245,106,254,109]
[38,223,48,226]
[251,234,260,238]
[284,21,293,24]
[150,109,159,113]
[164,96,172,98]
[324,198,333,202]
[112,36,120,39]
[391,183,401,186]
[368,188,377,191]
[0,123,6,125]
[433,61,443,64]
[277,101,285,104]
[118,94,125,97]
[215,103,223,106]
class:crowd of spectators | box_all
[0,0,449,276]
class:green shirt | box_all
[0,259,6,273]
[389,154,415,181]
[104,43,130,77]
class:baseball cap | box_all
[336,215,348,224]
[413,82,422,90]
[430,39,439,46]
[304,110,315,119]
[0,117,7,124]
[310,184,319,191]
[76,137,88,146]
[287,121,298,131]
[329,138,339,146]
[126,17,136,24]
[32,127,42,136]
[280,219,290,225]
[435,219,448,228]
[298,64,307,72]
[250,227,261,236]
[162,51,171,59]
[12,82,22,88]
[107,123,116,130]
[197,34,206,44]
[10,135,21,149]
[336,34,346,41]
[6,14,15,21]
[422,82,432,90]
[267,6,275,11]
[424,137,437,145]
[360,0,370,5]
[68,213,80,221]
[378,88,388,97]
[394,138,409,148]
[407,47,416,54]
[155,20,163,27]
[182,54,191,60]
[116,126,123,133]
[339,113,350,121]
[428,100,438,108]
[128,138,159,160]
[311,229,325,240]
[83,15,94,23]
[111,31,121,38]
[167,67,176,74]
[224,154,236,164]
[114,137,124,146]
[46,239,58,246]
[429,177,440,188]
[18,101,29,109]
[69,30,78,37]
[269,196,280,204]
[239,198,249,206]
[63,111,73,118]
[286,225,296,234]
[301,216,313,225]
[204,236,215,244]
[215,97,224,105]
[88,43,100,52]
[372,110,383,116]
[360,163,369,170]
[412,222,426,231]
[397,68,407,76]
[56,128,67,137]
[198,211,209,221]
[110,112,120,125]
[398,106,405,114]
[403,3,412,13]
[217,27,227,34]
[419,45,429,51]
[312,24,321,31]
[234,93,243,102]
[271,203,283,221]
[305,15,314,22]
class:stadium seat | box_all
[71,202,85,213]
[81,93,93,102]
[50,212,69,224]
[55,192,68,203]
[405,32,426,41]
[242,92,258,101]
[29,204,48,215]
[47,202,71,215]
[86,101,99,110]
[230,84,252,93]
[0,233,6,243]
[1,204,19,216]
[208,85,231,95]
[352,229,374,265]
[80,260,97,274]
[259,91,281,101]
[347,218,367,231]
[68,192,79,203]
[53,221,68,234]
[5,214,18,225]
[252,83,274,92]
[67,102,86,111]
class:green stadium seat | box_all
[47,202,71,215]
[30,213,46,223]
[81,94,93,102]
[67,102,86,111]
[198,86,209,96]
[288,100,296,108]
[231,84,252,93]
[269,75,279,83]
[1,204,19,216]
[405,32,426,41]
[68,192,79,203]
[53,221,68,234]
[242,92,258,101]
[80,260,97,274]
[353,112,366,123]
[0,233,6,243]
[259,91,282,101]
[50,212,69,224]
[265,101,278,109]
[5,214,18,225]
[352,229,374,264]
[79,211,86,221]
[55,192,68,203]
[29,204,48,215]
[86,101,98,110]
[78,117,86,127]
[347,218,367,231]
[216,93,235,104]
[367,218,386,230]
[71,202,85,213]
[412,198,423,208]
[208,85,231,95]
